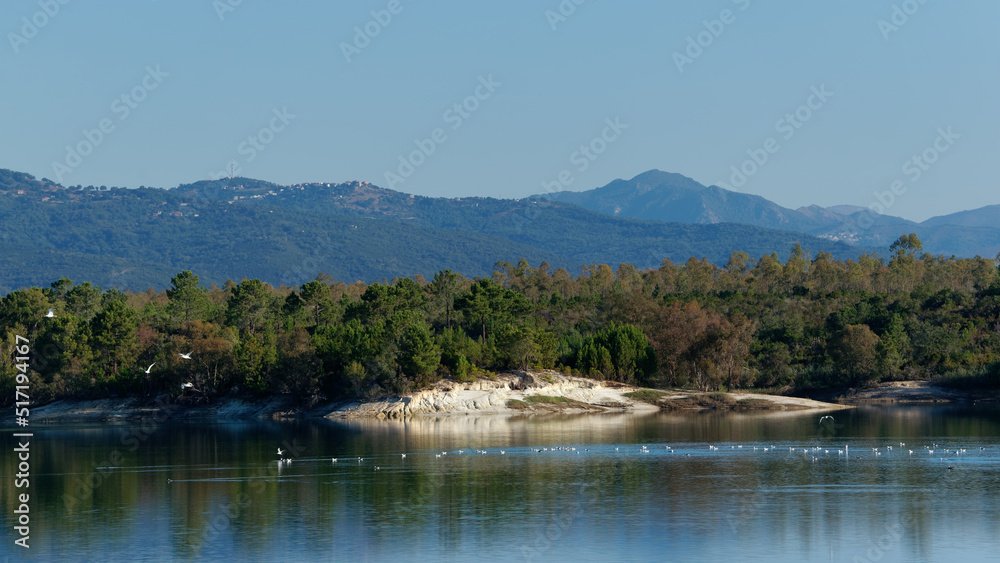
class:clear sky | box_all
[4,0,997,222]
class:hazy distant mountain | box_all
[0,168,867,292]
[538,170,1000,258]
[820,204,868,216]
[544,170,822,232]
[922,204,1000,229]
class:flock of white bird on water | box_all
[39,312,987,480]
[268,415,988,473]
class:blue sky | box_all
[3,0,997,222]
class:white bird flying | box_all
[178,352,193,360]
[143,363,155,374]
[45,309,57,318]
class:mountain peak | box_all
[547,170,815,230]
[624,169,706,191]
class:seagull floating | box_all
[143,363,155,374]
[45,308,57,318]
[178,352,193,360]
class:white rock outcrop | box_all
[328,370,658,418]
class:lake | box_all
[3,405,1000,562]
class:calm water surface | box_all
[3,405,1000,562]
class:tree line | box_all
[2,235,999,406]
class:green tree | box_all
[226,279,275,336]
[830,324,880,386]
[455,278,532,344]
[876,313,910,380]
[350,279,427,325]
[90,300,140,378]
[234,328,277,395]
[0,287,50,335]
[398,324,440,385]
[44,278,73,302]
[890,233,923,257]
[65,282,103,322]
[166,271,210,323]
[428,270,462,329]
[299,279,336,327]
[578,323,656,384]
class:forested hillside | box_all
[3,235,998,408]
[0,168,871,292]
[543,169,1000,257]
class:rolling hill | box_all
[537,170,1000,258]
[0,168,871,292]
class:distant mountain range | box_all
[538,170,1000,258]
[0,168,875,292]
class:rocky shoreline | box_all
[30,370,859,422]
[327,370,852,419]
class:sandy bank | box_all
[836,380,994,404]
[30,370,854,422]
[327,370,850,419]
[31,395,306,423]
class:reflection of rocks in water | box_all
[335,410,664,445]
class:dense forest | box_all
[0,168,873,292]
[2,234,999,408]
